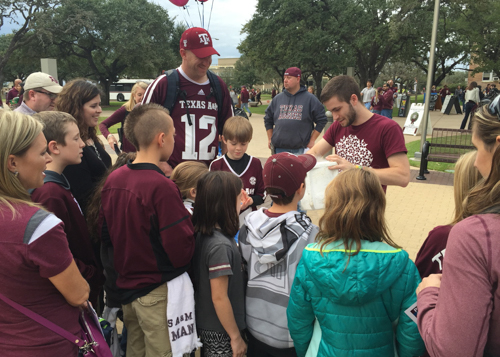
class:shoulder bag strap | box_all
[0,292,84,348]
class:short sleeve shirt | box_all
[0,205,80,357]
[193,230,246,332]
[323,113,407,191]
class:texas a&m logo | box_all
[199,33,210,45]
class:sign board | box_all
[443,95,462,115]
[398,94,409,117]
[428,94,438,111]
[441,95,452,113]
[403,103,433,136]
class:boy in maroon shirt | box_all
[210,116,265,225]
[100,104,195,356]
[31,111,105,308]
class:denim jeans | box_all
[274,147,305,155]
[381,108,393,119]
[241,102,251,114]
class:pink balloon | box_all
[169,0,189,6]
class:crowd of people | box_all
[0,26,499,357]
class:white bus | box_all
[109,79,154,102]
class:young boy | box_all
[209,116,265,224]
[238,152,319,357]
[100,104,195,356]
[30,111,104,307]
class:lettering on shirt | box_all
[278,104,304,120]
[245,188,255,195]
[179,100,218,111]
[168,312,195,341]
[431,248,446,271]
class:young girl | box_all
[171,161,208,215]
[287,169,425,357]
[192,171,247,357]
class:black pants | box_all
[460,101,476,129]
[246,330,298,357]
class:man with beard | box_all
[306,75,410,191]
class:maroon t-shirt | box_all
[0,205,79,356]
[142,67,234,168]
[323,113,407,191]
[209,154,265,212]
[415,224,452,278]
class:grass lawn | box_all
[405,131,473,172]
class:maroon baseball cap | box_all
[263,152,317,198]
[180,27,220,58]
[284,67,302,78]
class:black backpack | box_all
[162,69,230,133]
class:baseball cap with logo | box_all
[284,67,302,78]
[24,72,63,94]
[180,27,220,58]
[263,152,316,198]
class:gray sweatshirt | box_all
[239,208,318,349]
[264,86,327,149]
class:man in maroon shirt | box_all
[307,75,410,190]
[240,85,251,117]
[6,79,21,107]
[142,27,234,172]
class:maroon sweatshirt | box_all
[414,225,452,279]
[100,161,195,305]
[98,106,136,153]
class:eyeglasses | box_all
[34,90,58,100]
[488,95,500,120]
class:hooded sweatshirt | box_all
[287,240,425,357]
[264,86,327,149]
[239,208,318,349]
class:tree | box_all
[34,0,182,104]
[233,55,261,88]
[466,0,500,78]
[394,0,471,86]
[0,0,58,84]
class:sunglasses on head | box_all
[488,95,500,120]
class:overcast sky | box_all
[0,0,259,64]
[155,0,259,64]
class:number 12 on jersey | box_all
[181,114,217,161]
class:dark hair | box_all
[192,171,242,237]
[124,104,171,150]
[320,75,361,104]
[56,79,103,143]
[265,187,295,205]
[468,81,477,91]
[86,152,136,242]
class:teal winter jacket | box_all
[287,240,425,357]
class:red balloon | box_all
[169,0,189,6]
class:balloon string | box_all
[207,0,214,30]
[184,5,194,27]
[202,2,205,28]
[196,0,202,28]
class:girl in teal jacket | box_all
[287,169,425,357]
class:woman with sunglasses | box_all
[417,97,500,356]
[56,79,112,217]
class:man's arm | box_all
[264,104,275,149]
[307,138,334,158]
[325,152,410,187]
[266,129,273,149]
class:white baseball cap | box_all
[24,72,63,93]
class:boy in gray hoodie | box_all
[239,152,319,357]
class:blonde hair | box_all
[451,151,482,224]
[0,111,44,213]
[317,169,399,258]
[171,161,208,199]
[124,81,149,111]
[463,106,500,216]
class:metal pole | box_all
[417,0,440,180]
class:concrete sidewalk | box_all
[99,108,464,261]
